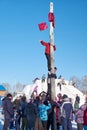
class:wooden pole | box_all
[50,2,56,101]
[49,2,57,130]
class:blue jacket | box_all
[38,103,51,121]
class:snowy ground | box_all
[0,108,4,129]
[23,79,85,107]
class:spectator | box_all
[83,103,87,130]
[13,96,21,129]
[75,94,80,108]
[85,94,87,102]
[58,75,62,79]
[57,83,62,91]
[20,96,28,130]
[76,94,80,103]
[61,78,66,85]
[55,103,61,130]
[13,96,21,111]
[41,74,46,83]
[61,95,73,130]
[14,110,21,130]
[33,77,39,84]
[75,105,85,130]
[2,93,14,130]
[24,99,38,130]
[74,100,79,111]
[72,82,76,87]
[38,96,51,130]
[47,100,57,130]
[57,93,62,105]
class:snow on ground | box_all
[0,108,4,125]
[23,78,85,106]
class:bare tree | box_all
[14,82,24,92]
[69,76,81,89]
[82,75,87,86]
[81,75,87,93]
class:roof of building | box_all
[0,85,6,91]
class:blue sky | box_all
[0,0,87,85]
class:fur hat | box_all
[62,94,69,101]
[62,94,68,99]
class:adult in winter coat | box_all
[75,94,80,107]
[74,100,79,111]
[20,96,28,130]
[24,99,38,130]
[75,105,85,130]
[61,95,73,130]
[38,99,51,130]
[13,96,21,130]
[47,100,57,130]
[2,93,14,130]
[34,117,44,130]
[83,105,87,130]
[40,40,56,71]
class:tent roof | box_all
[0,85,6,91]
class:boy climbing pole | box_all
[40,40,56,72]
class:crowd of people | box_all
[1,91,87,130]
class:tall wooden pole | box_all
[50,2,56,101]
[49,2,57,130]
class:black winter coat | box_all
[25,103,37,128]
[2,97,14,119]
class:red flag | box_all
[48,12,55,27]
[38,22,48,31]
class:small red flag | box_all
[38,22,48,31]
